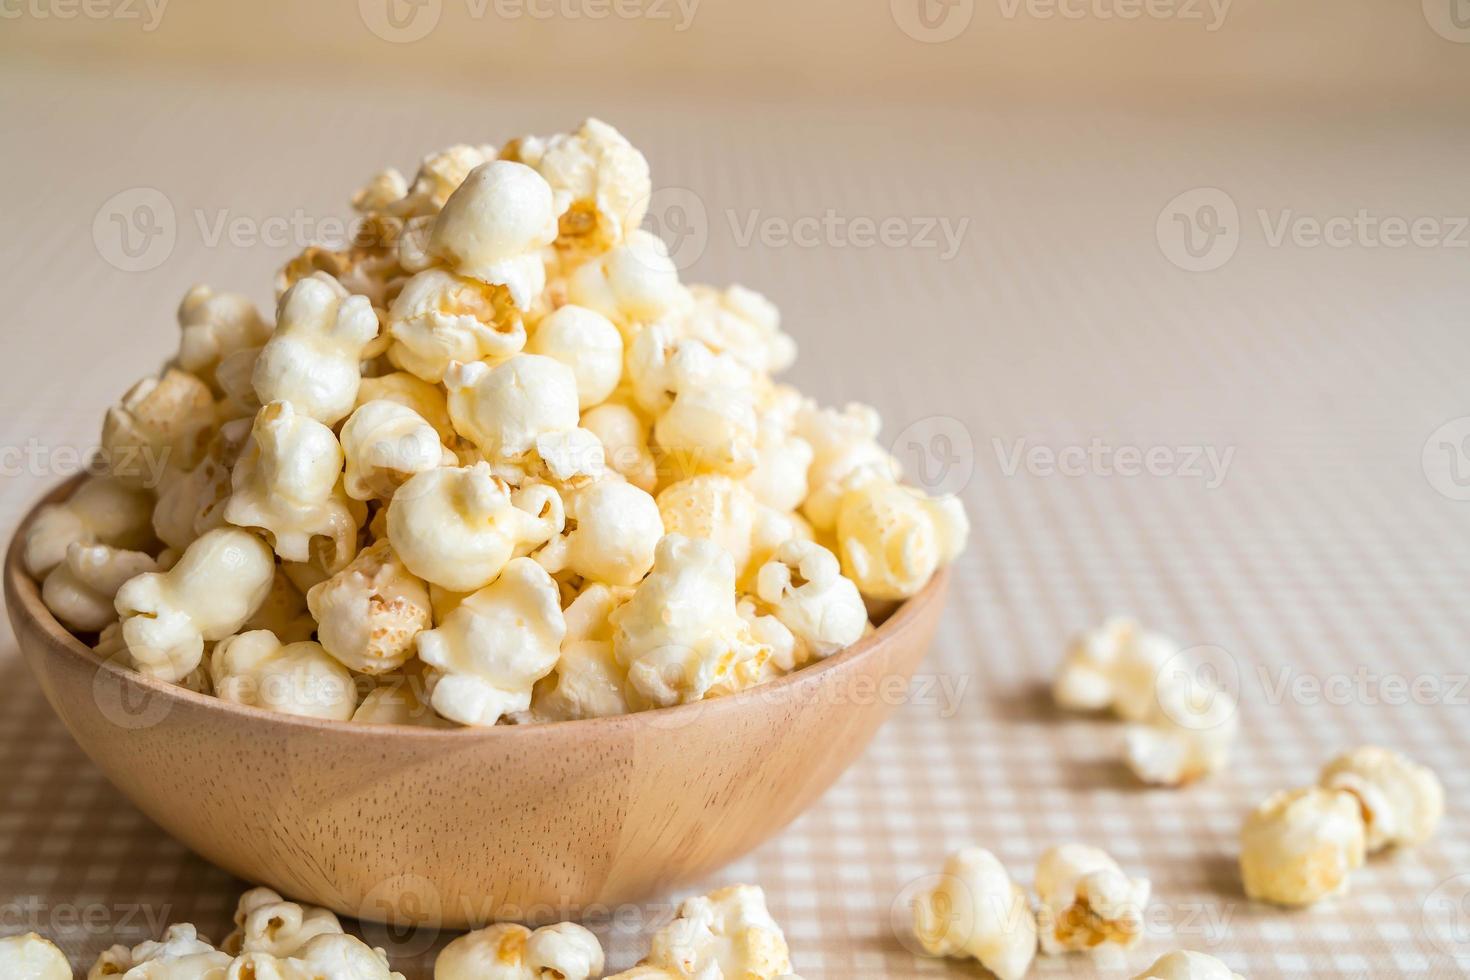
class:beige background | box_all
[3,2,1470,977]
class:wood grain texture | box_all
[4,477,950,929]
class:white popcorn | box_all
[152,417,251,551]
[1054,617,1178,722]
[175,285,272,392]
[224,401,365,568]
[356,371,455,443]
[23,475,155,578]
[353,669,449,727]
[386,463,563,592]
[415,557,566,726]
[101,368,217,487]
[340,399,456,501]
[535,479,663,587]
[241,569,317,644]
[530,583,634,721]
[41,543,161,632]
[0,932,70,980]
[654,381,759,480]
[1035,844,1150,955]
[526,304,624,409]
[1320,745,1444,852]
[1122,674,1238,786]
[532,428,607,487]
[510,117,651,254]
[1132,950,1245,980]
[252,272,380,425]
[210,630,360,721]
[743,394,812,513]
[610,534,768,707]
[307,539,432,675]
[566,230,690,329]
[639,885,792,980]
[430,160,561,309]
[677,284,796,376]
[795,401,897,533]
[388,143,497,218]
[754,540,868,662]
[434,921,604,980]
[445,355,580,467]
[222,887,344,958]
[911,848,1036,980]
[226,934,404,980]
[835,478,969,600]
[1240,787,1365,907]
[114,528,276,682]
[89,923,232,980]
[352,168,409,214]
[386,268,527,383]
[582,401,658,492]
[655,475,760,577]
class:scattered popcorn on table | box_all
[1035,844,1150,955]
[29,118,967,726]
[1132,950,1246,980]
[1239,787,1365,907]
[1054,617,1177,720]
[1319,745,1444,852]
[606,885,793,980]
[0,932,71,980]
[221,887,344,957]
[434,921,604,980]
[1123,672,1239,786]
[90,923,233,979]
[911,847,1037,980]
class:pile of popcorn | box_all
[0,882,804,980]
[23,118,969,727]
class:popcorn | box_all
[445,356,581,469]
[353,669,449,727]
[1239,787,1365,907]
[101,368,216,487]
[433,921,604,980]
[743,394,812,513]
[41,543,161,632]
[89,923,233,979]
[581,401,658,492]
[389,143,497,218]
[1132,951,1245,980]
[532,428,607,487]
[252,272,380,425]
[352,168,409,214]
[676,284,796,376]
[911,848,1036,980]
[114,528,276,682]
[528,583,634,721]
[1053,617,1177,721]
[226,934,404,980]
[0,932,70,980]
[175,285,272,392]
[834,478,969,600]
[415,557,565,725]
[356,371,455,443]
[429,160,561,309]
[224,401,365,568]
[386,268,526,383]
[610,535,767,707]
[566,230,690,329]
[210,630,360,721]
[241,570,317,643]
[655,475,760,576]
[1319,745,1444,852]
[1122,674,1238,786]
[386,463,562,592]
[340,399,456,501]
[636,885,792,980]
[1034,844,1150,955]
[508,117,651,254]
[222,887,343,958]
[535,479,663,587]
[152,417,251,551]
[23,475,154,578]
[307,539,433,675]
[526,304,624,409]
[795,401,896,533]
[754,540,868,662]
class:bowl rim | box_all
[6,475,950,739]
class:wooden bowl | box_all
[4,478,951,929]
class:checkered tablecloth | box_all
[3,63,1469,979]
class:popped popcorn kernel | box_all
[1320,745,1443,852]
[1240,787,1365,907]
[912,848,1036,980]
[1035,844,1150,955]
